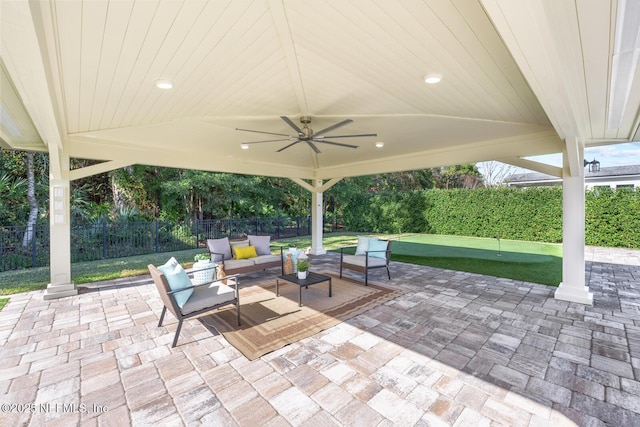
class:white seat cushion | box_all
[342,254,387,268]
[253,254,281,265]
[224,259,255,270]
[181,283,236,315]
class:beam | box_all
[314,130,563,179]
[290,177,315,193]
[267,0,308,114]
[318,177,343,192]
[499,157,562,177]
[290,176,343,193]
[0,0,67,162]
[67,137,315,179]
[480,0,585,141]
[70,160,131,181]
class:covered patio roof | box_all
[1,0,640,304]
[2,0,638,180]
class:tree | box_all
[22,152,38,247]
[477,161,519,187]
[433,164,483,189]
[0,149,48,226]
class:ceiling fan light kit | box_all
[236,116,377,153]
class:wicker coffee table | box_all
[276,272,332,307]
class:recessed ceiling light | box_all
[423,73,442,84]
[240,144,249,150]
[155,79,174,89]
[375,142,385,148]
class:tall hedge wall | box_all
[339,187,640,248]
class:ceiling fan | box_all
[235,116,377,153]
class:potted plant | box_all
[297,260,310,279]
[193,253,215,285]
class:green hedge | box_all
[585,187,640,247]
[339,187,639,248]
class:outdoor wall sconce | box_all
[584,158,601,173]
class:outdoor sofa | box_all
[207,235,284,275]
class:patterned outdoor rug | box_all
[199,272,402,360]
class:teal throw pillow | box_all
[367,239,388,259]
[157,257,193,308]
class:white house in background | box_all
[506,165,640,189]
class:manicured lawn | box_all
[0,298,8,311]
[0,249,206,296]
[391,234,562,286]
[279,233,561,286]
[0,232,561,297]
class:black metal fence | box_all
[0,216,344,272]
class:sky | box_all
[527,141,640,169]
[477,141,640,184]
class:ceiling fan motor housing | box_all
[300,116,313,138]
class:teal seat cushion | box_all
[367,239,388,259]
[157,257,193,308]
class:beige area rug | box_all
[199,272,402,360]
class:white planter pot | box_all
[297,271,308,280]
[193,260,215,285]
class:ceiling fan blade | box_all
[276,140,302,152]
[243,138,291,144]
[235,128,291,137]
[280,116,304,135]
[319,133,377,138]
[306,141,321,153]
[314,119,353,136]
[315,140,359,149]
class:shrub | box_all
[339,186,639,248]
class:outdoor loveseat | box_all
[340,237,392,286]
[207,235,284,276]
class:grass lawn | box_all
[0,232,561,300]
[0,249,206,297]
[391,234,562,286]
[278,233,561,286]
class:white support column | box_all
[554,143,592,305]
[290,177,342,255]
[44,153,77,299]
[309,180,326,255]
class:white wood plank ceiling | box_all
[1,0,638,179]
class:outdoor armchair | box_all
[340,238,392,286]
[148,260,240,347]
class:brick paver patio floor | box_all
[1,246,639,426]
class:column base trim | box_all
[43,282,77,300]
[554,282,593,305]
[308,248,326,255]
